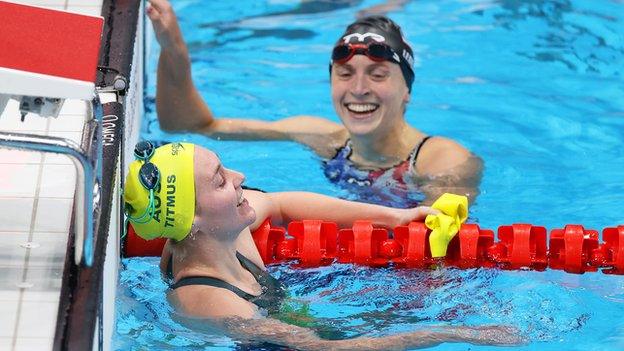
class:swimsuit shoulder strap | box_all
[170,276,257,301]
[236,252,288,308]
[168,252,266,294]
[414,135,433,160]
[166,254,174,281]
[329,138,352,160]
[168,253,286,312]
[408,136,433,172]
[236,251,265,279]
[169,252,262,300]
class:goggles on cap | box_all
[331,42,401,65]
[125,141,161,224]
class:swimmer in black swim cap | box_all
[330,15,415,92]
[149,0,484,207]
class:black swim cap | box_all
[330,16,415,92]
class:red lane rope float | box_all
[123,219,624,275]
[124,227,167,257]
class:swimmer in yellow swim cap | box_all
[123,141,523,350]
[124,141,196,242]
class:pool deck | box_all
[0,1,104,350]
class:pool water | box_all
[115,0,624,350]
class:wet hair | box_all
[331,15,415,92]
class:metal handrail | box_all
[0,95,103,266]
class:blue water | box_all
[116,0,624,349]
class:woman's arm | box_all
[147,0,210,132]
[246,190,437,230]
[146,0,344,157]
[172,289,523,350]
[183,315,523,351]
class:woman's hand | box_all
[146,0,186,52]
[392,206,439,227]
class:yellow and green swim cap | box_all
[124,142,195,241]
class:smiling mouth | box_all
[237,192,245,207]
[345,103,379,115]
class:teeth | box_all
[346,103,377,113]
[237,192,244,206]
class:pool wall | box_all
[50,1,143,350]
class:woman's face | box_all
[193,148,256,237]
[331,55,410,137]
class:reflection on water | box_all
[489,0,622,73]
[189,0,363,50]
[188,0,412,50]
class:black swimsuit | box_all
[167,252,286,313]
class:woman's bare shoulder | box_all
[169,286,258,319]
[414,136,478,176]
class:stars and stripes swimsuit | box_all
[323,136,432,208]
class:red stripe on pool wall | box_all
[0,1,103,82]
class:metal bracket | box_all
[0,94,103,266]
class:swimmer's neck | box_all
[175,230,253,283]
[349,123,424,168]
